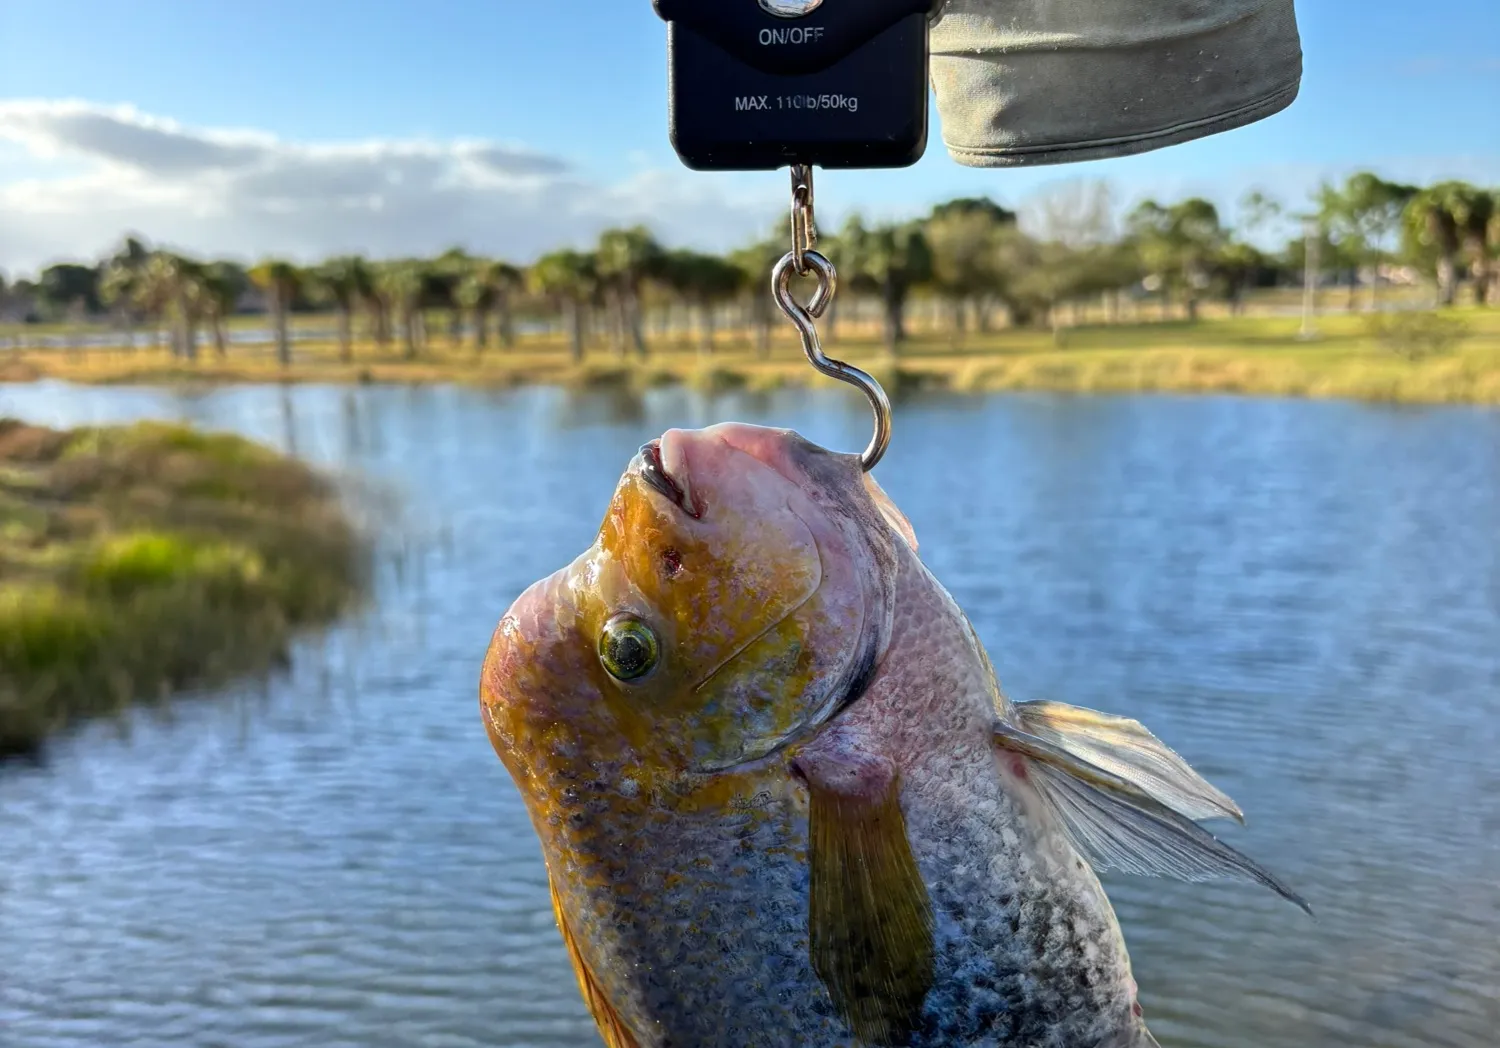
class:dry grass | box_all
[5,309,1500,406]
[0,420,369,757]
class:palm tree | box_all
[596,227,664,359]
[530,250,597,363]
[374,261,427,360]
[455,267,491,352]
[249,259,302,366]
[456,260,526,353]
[1489,203,1500,306]
[99,263,140,349]
[130,253,199,359]
[158,254,208,362]
[314,256,374,362]
[667,251,740,357]
[200,262,245,358]
[487,262,525,349]
[1448,187,1496,306]
[1314,174,1416,311]
[1403,185,1468,307]
[429,248,471,348]
[128,258,171,353]
[730,237,785,359]
[94,237,156,349]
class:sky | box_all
[0,0,1496,276]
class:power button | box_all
[759,0,824,17]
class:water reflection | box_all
[1,382,1498,1048]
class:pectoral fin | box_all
[796,746,935,1046]
[1016,700,1244,823]
[993,721,1311,914]
[548,877,642,1048]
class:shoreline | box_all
[0,420,371,758]
[3,310,1498,407]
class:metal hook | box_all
[771,249,892,473]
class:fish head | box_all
[481,422,915,804]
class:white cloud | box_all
[0,99,781,275]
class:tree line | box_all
[1,173,1495,363]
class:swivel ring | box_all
[771,249,892,473]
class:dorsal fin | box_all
[549,877,643,1048]
[796,744,935,1046]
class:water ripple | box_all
[2,384,1498,1047]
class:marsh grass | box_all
[0,420,369,757]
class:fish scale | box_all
[844,555,1140,1048]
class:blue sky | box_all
[0,0,1496,273]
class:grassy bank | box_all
[4,309,1500,406]
[0,420,368,757]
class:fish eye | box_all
[598,615,660,682]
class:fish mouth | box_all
[636,439,699,518]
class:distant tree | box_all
[249,259,303,366]
[373,261,427,360]
[126,254,172,354]
[929,197,1018,225]
[840,218,933,354]
[925,199,1016,337]
[99,265,139,345]
[1403,183,1478,307]
[94,236,153,346]
[1448,187,1496,306]
[454,266,490,352]
[487,262,525,349]
[597,227,664,359]
[200,261,246,358]
[1214,241,1265,314]
[132,253,205,361]
[428,248,472,348]
[37,264,102,320]
[666,250,741,357]
[1023,179,1127,330]
[1316,173,1418,310]
[729,237,785,359]
[1489,201,1500,305]
[1126,198,1227,320]
[530,250,598,363]
[457,260,525,353]
[1238,191,1284,240]
[313,256,374,362]
[6,280,38,325]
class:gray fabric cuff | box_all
[929,0,1303,167]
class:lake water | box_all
[2,381,1498,1048]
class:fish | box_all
[480,422,1307,1048]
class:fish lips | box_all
[633,439,698,519]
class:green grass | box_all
[6,307,1500,406]
[0,419,369,757]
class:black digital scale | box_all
[653,0,935,171]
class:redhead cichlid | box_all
[480,422,1307,1048]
